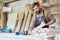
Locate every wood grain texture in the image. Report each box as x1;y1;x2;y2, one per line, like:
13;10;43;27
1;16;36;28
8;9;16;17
0;3;4;29
15;12;24;32
24;9;32;31
20;8;29;32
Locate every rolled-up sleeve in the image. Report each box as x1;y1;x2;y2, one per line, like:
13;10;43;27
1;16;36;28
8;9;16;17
46;12;56;23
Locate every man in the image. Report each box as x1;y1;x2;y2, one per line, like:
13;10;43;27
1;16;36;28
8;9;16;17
30;2;56;31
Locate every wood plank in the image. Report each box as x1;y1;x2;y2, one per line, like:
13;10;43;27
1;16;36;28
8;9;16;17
0;3;4;29
20;8;29;32
29;13;36;27
0;3;3;20
34;0;45;3
7;13;17;32
15;12;24;32
24;10;32;31
1;12;7;28
28;12;36;33
3;0;17;3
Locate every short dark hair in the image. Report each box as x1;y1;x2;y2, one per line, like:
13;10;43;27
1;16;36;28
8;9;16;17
32;2;40;8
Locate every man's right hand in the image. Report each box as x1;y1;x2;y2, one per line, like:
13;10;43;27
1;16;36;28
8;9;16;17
36;21;46;29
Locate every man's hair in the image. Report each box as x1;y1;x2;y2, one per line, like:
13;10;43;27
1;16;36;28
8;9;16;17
32;2;40;8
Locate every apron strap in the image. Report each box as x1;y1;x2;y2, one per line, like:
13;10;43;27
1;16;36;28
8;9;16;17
42;10;45;16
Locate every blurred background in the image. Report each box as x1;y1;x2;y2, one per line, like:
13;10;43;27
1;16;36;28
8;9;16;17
0;0;60;32
0;0;60;40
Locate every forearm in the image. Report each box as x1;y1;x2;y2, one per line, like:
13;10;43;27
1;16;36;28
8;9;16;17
46;20;55;26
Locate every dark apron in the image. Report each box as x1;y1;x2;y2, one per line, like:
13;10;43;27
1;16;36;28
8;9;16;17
34;10;49;28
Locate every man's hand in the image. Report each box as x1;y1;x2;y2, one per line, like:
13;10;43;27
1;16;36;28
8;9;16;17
37;21;46;29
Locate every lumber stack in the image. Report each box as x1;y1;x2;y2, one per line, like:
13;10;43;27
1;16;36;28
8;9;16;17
0;2;4;28
20;8;29;32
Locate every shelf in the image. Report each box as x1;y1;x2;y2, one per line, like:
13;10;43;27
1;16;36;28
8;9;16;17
0;0;19;4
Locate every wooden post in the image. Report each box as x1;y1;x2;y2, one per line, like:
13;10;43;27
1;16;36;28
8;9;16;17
1;3;8;29
24;9;32;31
34;0;45;3
0;2;3;29
20;8;29;32
0;2;5;29
15;12;24;32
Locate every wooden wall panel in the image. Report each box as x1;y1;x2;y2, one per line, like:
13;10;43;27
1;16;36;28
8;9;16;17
7;13;17;32
0;2;9;29
24;10;32;31
57;0;60;12
2;0;16;3
20;8;29;32
15;12;24;32
0;3;4;29
0;3;2;29
0;3;3;20
46;0;60;14
34;0;45;3
54;15;60;28
1;12;7;29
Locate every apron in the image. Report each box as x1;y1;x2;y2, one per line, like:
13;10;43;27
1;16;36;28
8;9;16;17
34;10;49;28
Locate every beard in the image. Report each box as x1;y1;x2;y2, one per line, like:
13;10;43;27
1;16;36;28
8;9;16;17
36;10;41;14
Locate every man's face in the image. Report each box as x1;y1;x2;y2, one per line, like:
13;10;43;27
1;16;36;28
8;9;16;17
33;6;40;12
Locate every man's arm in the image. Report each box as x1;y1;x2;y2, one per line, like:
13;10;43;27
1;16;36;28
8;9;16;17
36;16;56;28
46;13;56;26
46;19;55;26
